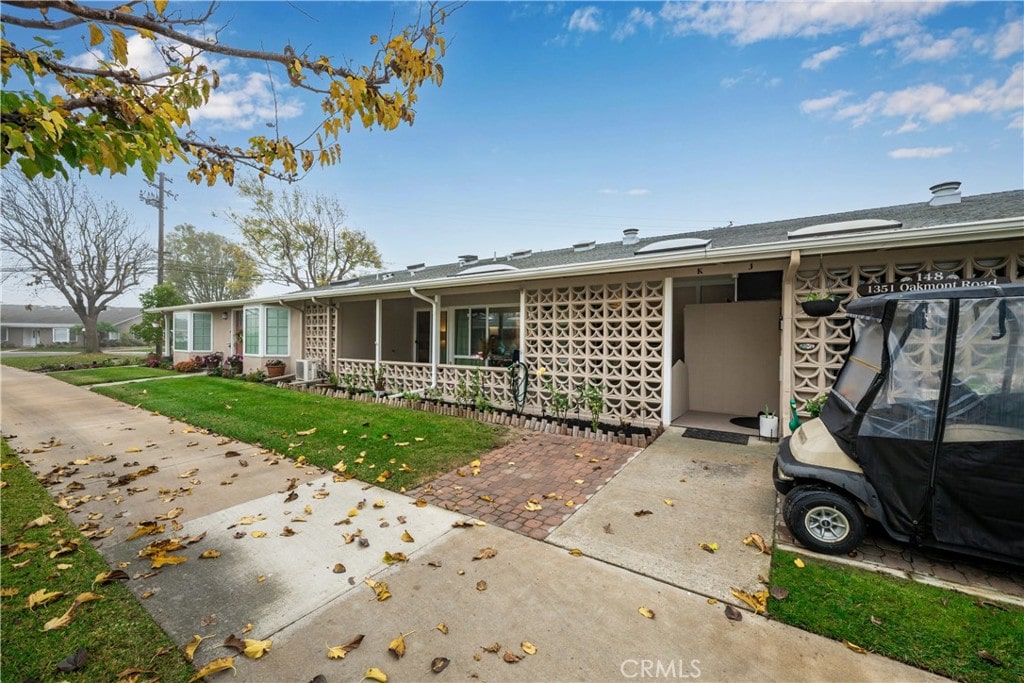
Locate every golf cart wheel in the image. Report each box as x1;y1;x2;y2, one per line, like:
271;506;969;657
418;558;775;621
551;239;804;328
784;487;865;555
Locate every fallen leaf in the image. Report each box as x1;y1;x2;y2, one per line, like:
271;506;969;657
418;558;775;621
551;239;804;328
188;657;236;682
364;666;388;682
603;523;613;534
634;509;653;517
296;428;318;436
476;580;488;591
503;651;521;663
565;500;575;507
663;499;674;507
333;563;346;574
473;547;497;561
326;633;365;659
43;592;103;631
431;656;450;673
56;647;88;672
365;579;391;601
707;598;718;605
743;532;771;554
724;605;743;621
568;548;583;557
482;642;502;653
1;587;19;597
388;633;409;658
26;588;63;610
382;551;408;565
373;499;386;508
479;495;494;503
199;550;221;559
23;514;56;529
150;553;187;569
844;640;868;654
243;638;272;659
524;500;542;511
280;527;297;537
699;542;719;553
521;641;537;655
223;634;246;653
401;530;415;543
435;622;448;635
730;587;768;614
978;650;1003;667
183;634;206;662
251;531;267;538
794;558;805;568
92;569;129;586
638;606;655;619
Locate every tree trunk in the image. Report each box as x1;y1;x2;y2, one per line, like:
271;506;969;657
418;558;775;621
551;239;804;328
81;314;101;353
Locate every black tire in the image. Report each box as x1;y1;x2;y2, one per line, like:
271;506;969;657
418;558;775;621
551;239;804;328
783;486;866;555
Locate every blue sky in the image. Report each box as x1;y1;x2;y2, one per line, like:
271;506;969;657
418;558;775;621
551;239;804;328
4;1;1022;306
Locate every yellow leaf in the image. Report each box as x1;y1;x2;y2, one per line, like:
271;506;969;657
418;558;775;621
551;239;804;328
435;622;448;634
188;656;236;682
638;606;655;619
151;553;188;568
348;508;359;517
469;459;481;468
89;24;104;46
568;548;583;557
251;531;267;538
26;589;63;610
364;667;388;683
794;558;806;568
664;499;675;507
707;598;718;604
199;549;221;559
153;0;169;15
388;634;406;658
521;641;537;655
699;542;719;553
524;500;542;511
373;499;386;508
296;428;317;436
243;638;272;659
730;587;768;614
326;634;364;659
24;514;56;529
1;587;18;597
479;495;493;502
365;579;391;601
183;634;206;662
844;640;869;654
401;530;415;543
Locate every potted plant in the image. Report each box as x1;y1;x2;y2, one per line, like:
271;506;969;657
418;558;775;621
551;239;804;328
804;393;829;418
265;358;286;377
801;292;841;317
758;404;779;440
227;354;244;374
372;366;387;397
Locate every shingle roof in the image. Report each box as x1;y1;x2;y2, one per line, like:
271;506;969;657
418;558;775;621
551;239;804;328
0;305;142;326
315;188;1022;293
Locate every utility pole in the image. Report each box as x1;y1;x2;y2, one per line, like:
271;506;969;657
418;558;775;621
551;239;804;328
140;172;176;284
140;172;177;358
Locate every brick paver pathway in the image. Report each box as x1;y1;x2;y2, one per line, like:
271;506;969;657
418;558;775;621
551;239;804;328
409;432;640;540
774;495;1024;601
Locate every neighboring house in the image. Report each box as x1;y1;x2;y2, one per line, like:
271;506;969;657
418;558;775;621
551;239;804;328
0;305;142;347
157;182;1023;432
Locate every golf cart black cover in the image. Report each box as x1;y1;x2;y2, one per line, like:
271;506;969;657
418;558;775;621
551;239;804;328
819;282;1024;560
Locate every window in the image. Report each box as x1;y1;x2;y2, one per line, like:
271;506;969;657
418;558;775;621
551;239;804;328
191;312;212;352
107;331;120;341
173;313;190;351
451;306;519;365
244;308;260;355
265;307;289;356
52;328;70;343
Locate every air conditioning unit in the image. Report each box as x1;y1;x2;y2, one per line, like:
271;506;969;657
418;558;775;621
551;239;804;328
295;359;319;382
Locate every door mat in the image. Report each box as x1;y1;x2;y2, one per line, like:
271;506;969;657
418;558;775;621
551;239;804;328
681;428;749;445
729;417;760;430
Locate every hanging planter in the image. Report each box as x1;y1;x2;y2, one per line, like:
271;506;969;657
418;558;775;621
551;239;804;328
801;295;841;317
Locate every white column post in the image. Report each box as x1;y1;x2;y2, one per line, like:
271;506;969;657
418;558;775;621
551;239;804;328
374;299;382;369
661;277;674;427
519;288;527;362
431;295;441;386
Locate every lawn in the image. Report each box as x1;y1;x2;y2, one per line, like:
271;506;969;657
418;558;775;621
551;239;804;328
51;366;177;386
0;440;193;682
0;352;142;372
769;549;1023;682
94;376;509;491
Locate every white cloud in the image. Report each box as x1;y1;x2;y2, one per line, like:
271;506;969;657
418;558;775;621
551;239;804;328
599;188;651;196
658;1;947;45
613;8;656;41
992;19;1024;60
820;63;1023;129
802;45;845;70
719;67;781;90
568;6;602;33
888;146;953;159
799;90;850;113
191;72;303;129
894;32;959;62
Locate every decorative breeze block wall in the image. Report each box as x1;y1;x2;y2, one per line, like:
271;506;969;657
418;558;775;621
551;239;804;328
303;302;337;367
524;279;665;425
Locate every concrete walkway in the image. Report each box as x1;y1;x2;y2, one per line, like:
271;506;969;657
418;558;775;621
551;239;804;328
0;366;944;682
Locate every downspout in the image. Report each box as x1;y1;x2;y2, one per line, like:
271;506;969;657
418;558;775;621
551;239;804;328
781;250;801;435
409;287;438;387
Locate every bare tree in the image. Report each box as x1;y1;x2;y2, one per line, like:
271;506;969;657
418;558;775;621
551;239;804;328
1;175;152;352
225;179;382;290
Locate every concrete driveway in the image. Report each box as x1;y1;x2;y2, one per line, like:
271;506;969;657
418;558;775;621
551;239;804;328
1;366;943;682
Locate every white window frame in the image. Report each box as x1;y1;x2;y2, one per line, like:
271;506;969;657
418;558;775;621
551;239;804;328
447;304;519;364
52;327;71;343
242;305;290;357
173;311;214;353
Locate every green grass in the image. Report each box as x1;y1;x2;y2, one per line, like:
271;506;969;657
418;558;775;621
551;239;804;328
769;549;1023;682
0;440;193;683
51;366;177;386
94;376;509;491
0;352;141;372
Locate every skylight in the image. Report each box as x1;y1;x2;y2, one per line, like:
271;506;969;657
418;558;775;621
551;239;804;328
634;238;710;255
453;263;521;277
788;218;902;239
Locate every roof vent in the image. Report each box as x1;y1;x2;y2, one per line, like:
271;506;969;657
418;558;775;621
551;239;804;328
929;181;962;206
458;254;478;266
407;263;425;273
572;240;596;252
634;237;710;255
622;228;640;245
330;277;360;288
510;249;532;259
453;263;521;277
378;272;394;281
788;218;901;239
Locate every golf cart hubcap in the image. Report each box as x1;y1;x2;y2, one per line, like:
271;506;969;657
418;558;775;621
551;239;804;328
804;505;850;543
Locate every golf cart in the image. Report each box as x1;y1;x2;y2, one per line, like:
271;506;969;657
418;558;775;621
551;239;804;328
774;282;1024;565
